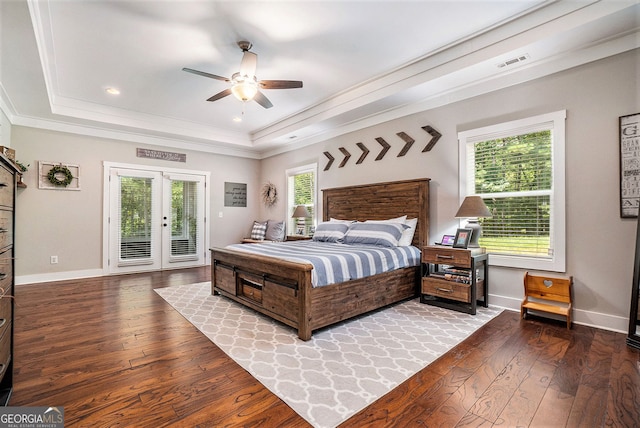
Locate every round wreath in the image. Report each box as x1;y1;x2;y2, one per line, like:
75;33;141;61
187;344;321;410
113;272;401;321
47;165;74;187
261;182;278;207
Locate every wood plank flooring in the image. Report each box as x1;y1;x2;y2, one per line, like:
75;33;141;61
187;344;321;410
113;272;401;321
9;266;640;427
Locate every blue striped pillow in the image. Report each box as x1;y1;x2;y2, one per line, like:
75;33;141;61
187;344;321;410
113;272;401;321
312;222;350;243
343;222;408;247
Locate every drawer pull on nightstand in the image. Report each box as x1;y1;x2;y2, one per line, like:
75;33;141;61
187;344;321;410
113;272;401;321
436;287;453;293
436;254;454;259
0;274;6;280
0;319;5;329
0;183;7;188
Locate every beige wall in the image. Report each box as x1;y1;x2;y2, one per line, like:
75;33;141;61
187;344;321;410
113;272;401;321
11;127;260;281
6;49;639;332
260;49;640;332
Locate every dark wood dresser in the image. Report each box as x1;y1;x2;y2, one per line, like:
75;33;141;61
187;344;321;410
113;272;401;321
0;153;18;405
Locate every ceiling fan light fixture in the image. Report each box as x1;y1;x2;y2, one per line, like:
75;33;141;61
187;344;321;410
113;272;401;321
183;41;301;109
231;75;258;101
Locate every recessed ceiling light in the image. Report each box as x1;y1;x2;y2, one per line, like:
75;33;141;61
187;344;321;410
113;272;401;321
105;87;120;95
233;116;242;123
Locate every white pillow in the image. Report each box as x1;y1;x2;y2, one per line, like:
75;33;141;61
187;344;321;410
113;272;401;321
398;218;418;246
365;215;407;224
329;217;354;224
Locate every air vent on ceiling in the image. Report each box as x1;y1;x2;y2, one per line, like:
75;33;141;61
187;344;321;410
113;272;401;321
497;54;530;68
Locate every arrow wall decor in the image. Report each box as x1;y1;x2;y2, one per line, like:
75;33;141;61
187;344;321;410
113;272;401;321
321;125;442;170
356;142;369;164
396;132;415;157
375;137;391;161
338;147;351;167
323;151;335;171
422;125;442;152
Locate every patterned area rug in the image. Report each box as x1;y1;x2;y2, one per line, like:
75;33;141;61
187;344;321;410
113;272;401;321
155;282;502;428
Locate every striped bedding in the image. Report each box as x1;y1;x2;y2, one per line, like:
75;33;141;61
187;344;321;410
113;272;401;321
225;240;421;287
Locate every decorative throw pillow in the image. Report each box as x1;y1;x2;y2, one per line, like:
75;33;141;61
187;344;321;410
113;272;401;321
343;222;408;247
250;221;268;240
312;221;350;243
265;220;285;241
398;218;418;246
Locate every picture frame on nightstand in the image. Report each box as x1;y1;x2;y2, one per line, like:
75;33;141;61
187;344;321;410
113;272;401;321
453;228;473;249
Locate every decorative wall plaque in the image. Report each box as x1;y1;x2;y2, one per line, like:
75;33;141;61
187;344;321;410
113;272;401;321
136;148;186;162
224;182;247;207
620;112;640;217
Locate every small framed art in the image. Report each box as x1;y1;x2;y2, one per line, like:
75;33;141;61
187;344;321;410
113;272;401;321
440;234;455;246
453;228;473;249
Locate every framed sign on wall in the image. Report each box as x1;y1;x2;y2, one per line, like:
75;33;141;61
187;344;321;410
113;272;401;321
620;113;640;218
224;182;247;207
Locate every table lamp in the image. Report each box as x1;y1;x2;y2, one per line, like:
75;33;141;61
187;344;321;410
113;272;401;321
292;205;311;235
455;196;492;248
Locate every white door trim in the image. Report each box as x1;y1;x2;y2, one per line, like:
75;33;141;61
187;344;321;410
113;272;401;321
102;161;211;275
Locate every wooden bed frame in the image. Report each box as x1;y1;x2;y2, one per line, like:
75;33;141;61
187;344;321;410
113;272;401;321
210;178;430;340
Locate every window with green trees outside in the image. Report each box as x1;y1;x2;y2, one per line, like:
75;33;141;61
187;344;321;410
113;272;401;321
459;111;566;272
286;164;317;236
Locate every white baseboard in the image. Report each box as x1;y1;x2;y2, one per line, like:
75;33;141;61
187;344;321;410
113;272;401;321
12;275;631;334
16;268;105;285
489;294;629;334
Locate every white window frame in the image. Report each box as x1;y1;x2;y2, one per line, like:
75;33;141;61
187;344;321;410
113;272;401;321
458;110;566;272
285;163;318;235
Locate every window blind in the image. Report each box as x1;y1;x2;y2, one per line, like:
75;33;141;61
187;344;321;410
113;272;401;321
170;179;199;258
468;129;553;259
118;176;156;262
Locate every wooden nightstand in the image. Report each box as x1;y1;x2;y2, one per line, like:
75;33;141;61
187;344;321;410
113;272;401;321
420;245;488;314
286;235;312;241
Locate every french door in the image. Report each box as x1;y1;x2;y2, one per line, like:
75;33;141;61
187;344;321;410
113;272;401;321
106;164;208;274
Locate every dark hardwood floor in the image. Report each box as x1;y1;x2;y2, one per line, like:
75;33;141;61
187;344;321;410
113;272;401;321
10;266;640;427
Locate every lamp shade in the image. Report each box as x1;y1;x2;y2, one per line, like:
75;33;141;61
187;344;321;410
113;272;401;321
292;205;311;218
455;196;492;218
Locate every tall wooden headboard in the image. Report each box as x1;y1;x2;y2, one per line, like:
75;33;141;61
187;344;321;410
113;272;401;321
322;178;430;248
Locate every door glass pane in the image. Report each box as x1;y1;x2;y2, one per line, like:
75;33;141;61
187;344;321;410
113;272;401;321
119;176;153;260
171;180;198;256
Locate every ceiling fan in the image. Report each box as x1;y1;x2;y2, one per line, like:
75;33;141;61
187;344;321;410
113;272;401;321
183;41;303;109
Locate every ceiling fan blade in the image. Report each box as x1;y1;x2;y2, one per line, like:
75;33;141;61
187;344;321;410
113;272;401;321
253;91;273;109
239;51;257;77
182;67;229;82
206;88;232;102
259;80;303;89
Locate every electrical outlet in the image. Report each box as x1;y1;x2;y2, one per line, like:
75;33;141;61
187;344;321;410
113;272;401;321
50;255;58;264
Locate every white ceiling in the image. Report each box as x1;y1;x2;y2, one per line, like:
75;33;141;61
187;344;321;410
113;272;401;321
1;0;639;158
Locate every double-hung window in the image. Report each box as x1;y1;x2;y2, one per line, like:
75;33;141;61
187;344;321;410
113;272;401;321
286;163;317;236
458;110;566;272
